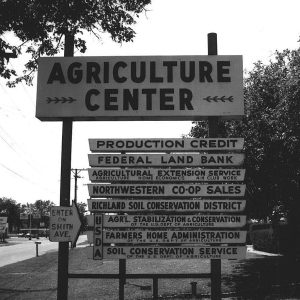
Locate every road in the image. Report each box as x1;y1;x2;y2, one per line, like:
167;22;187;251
0;235;87;267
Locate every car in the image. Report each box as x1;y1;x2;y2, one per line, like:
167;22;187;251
17;232;26;237
25;233;39;239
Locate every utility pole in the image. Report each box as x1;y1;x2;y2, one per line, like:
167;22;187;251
26;203;32;240
71;169;81;204
71;168;87;204
71;168;86;248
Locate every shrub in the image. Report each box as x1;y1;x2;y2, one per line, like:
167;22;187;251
250;225;276;253
249;223;290;254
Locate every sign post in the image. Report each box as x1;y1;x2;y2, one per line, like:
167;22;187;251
57;32;74;300
208;32;222;300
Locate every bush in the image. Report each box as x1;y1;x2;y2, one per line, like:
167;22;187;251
249;223;290;254
250;225;276;253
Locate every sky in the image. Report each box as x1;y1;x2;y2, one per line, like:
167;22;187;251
1;0;300;206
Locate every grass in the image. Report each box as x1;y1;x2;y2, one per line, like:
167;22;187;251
0;240;300;299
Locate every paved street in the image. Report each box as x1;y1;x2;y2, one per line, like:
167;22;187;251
0;237;57;267
0;235;87;267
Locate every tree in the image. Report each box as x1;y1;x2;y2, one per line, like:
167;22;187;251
0;0;151;85
190;47;300;253
32;199;54;216
0;197;22;232
76;201;88;230
31;200;55;228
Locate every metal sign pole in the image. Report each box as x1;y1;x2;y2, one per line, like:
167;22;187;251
57;32;74;300
208;32;222;300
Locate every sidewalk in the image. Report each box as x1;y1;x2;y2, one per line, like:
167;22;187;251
0;241;299;299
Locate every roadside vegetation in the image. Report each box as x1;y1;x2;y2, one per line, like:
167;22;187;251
189;47;300;255
0;197;87;234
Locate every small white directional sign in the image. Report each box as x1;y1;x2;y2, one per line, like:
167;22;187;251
99;230;247;244
89;138;244;152
88;183;246;198
50;201;82;244
88;168;246;182
102;245;246;260
88;153;245;167
101;214;246;228
88;199;246;213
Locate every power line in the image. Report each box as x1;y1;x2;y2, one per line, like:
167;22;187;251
0;161;32;182
0;122;45;174
0;161;58;195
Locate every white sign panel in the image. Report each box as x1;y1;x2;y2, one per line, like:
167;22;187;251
0;224;7;233
88;184;246;198
102;214;247;228
32;213;41;219
20;213;28;220
88;168;246;182
0;217;8;233
89;138;244;152
0;217;7;223
88;199;246;213
36;56;244;121
88;153;245;167
50;202;82;243
101;230;246;244
101;245;246;259
93;214;103;260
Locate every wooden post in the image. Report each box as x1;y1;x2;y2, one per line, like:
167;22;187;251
57;32;74;300
208;32;222;300
153;277;159;299
119;259;126;300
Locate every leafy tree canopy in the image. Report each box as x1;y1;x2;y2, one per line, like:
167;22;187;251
0;0;151;85
76;201;88;228
189;47;300;221
31;199;55;215
0;197;22;230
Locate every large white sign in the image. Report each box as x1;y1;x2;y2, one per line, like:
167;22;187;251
101;214;247;228
89;138;244;152
88;168;245;182
96;245;246;260
88;183;246;198
88;153;245;167
88;199;246;213
36;56;244;121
